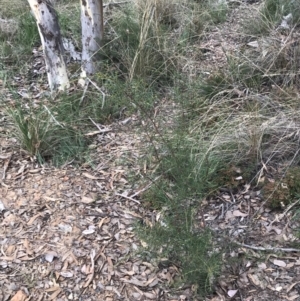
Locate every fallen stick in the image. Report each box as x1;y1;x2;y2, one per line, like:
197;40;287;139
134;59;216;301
234;241;300;253
115;193;141;204
2;154;12;180
89;117;111;133
130;176;161;198
278;198;300;221
87;78;106;108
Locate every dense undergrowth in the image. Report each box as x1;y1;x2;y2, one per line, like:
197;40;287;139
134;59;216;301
1;0;300;297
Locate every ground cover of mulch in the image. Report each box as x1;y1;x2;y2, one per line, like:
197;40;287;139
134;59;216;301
198;186;300;301
0;115;188;301
2;114;300;301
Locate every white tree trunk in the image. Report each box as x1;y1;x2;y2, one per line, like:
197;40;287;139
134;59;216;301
80;0;103;75
27;0;69;92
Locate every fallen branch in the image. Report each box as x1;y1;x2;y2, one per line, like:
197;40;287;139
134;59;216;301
79;79;89;106
87;78;106;108
130;175;161;198
89;117;111;133
115;193;141;204
234;241;300;253
1;154;11;180
278;198;300;221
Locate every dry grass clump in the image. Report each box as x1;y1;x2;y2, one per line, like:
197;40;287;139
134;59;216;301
243;32;300;87
0;18;18;35
101;0;173;82
101;0;227;83
243;0;300;36
0;0;27;18
0;0;26;36
133;0;216;35
184;9;300;181
262;166;300;209
262;180;290;209
181;87;300;189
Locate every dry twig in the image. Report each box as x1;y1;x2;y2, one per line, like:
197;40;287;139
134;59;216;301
115;192;141;204
234;241;300;253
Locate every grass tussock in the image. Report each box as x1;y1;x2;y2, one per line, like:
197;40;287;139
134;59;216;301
0;11;39;73
6;76;155;165
100;0;228;84
0;0;27;18
244;0;300;36
7;103;87;166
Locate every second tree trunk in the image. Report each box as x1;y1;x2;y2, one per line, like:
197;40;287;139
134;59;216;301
80;0;103;75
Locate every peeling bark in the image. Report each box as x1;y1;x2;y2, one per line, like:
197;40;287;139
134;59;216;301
27;0;69;92
80;0;103;75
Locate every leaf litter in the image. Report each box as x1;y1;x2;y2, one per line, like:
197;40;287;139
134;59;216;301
0;118;181;300
2;105;299;301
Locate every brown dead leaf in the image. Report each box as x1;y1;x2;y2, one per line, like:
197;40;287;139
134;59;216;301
147;277;159;287
0;247;17;261
81;264;90;275
43;196;58;201
83;274;94;288
107;256;114;282
0;255;15;261
273;259;287;267
285;290;300;301
23;238;33;255
120;269;135;276
232;210;248;217
2;153;12;180
60;271;74;277
121;277;146;286
48;288;62;300
18;254;36;260
6;245;15;256
28;169;40;173
98;217;110;228
2;213;16;225
82;172;99;180
107;256;114;268
27;213;42;225
122;209;142;219
11;290;27;301
81;196;95;204
287;262;295;268
45;286;61;292
287;281;300;293
247;273;266;288
143;292;157;299
16;164;25;176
